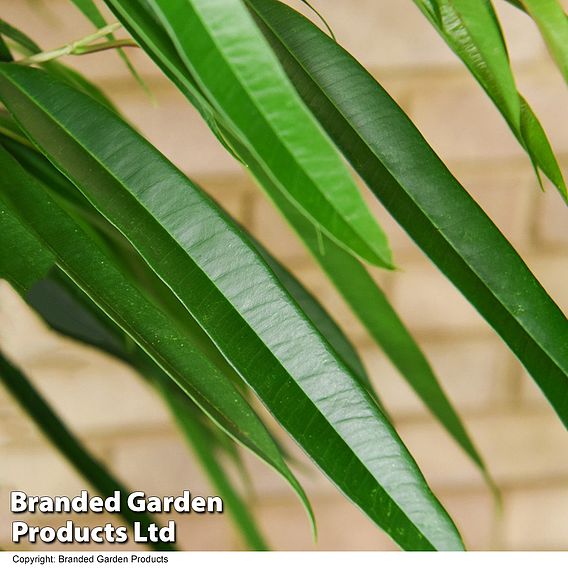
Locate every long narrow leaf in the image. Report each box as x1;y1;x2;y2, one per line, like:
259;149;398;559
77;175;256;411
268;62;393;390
0;143;309;526
25;272;269;551
108;0;484;482
0;348;175;551
0;111;378;410
412;0;567;200
247;0;568;426
144;0;393;268
0;64;463;550
217;123;488;481
520;0;568;83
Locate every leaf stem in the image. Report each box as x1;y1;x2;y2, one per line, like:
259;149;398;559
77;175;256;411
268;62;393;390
16;22;137;65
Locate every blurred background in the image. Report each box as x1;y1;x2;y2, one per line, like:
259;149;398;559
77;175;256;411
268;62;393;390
1;0;567;551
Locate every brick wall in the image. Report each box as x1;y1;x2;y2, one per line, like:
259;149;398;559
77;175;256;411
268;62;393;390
1;0;567;551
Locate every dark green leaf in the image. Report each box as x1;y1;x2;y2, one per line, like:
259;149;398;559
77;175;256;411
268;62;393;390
412;0;567;200
248;0;568;428
26;271;268;550
0;203;53;293
0;348;175;551
0;64;463;550
145;0;393;268
0;143;308;525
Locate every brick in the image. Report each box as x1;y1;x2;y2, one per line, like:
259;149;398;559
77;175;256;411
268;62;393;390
526;254;568;313
0;285;172;436
397;410;568;490
535;181;568;249
249;191;312;264
254;494;395;550
109;434;212;497
290;0;542;72
503;485;568;550
109;87;240;178
0;446;87;496
409;75;526;164
439;489;496;550
362;336;515;418
390;259;487;336
172;512;234;551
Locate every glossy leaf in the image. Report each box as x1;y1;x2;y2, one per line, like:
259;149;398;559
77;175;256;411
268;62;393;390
25;272;268;551
7;110;383;467
0;204;53;293
247;0;568;426
0;64;463;550
0;348;175;551
145;0;393;268
0;19;117;110
219;123;487;476
261;174;488;477
412;0;567;200
0;143;308;524
0;111;375;409
250;231;376;400
110;0;482;479
520;0;568;83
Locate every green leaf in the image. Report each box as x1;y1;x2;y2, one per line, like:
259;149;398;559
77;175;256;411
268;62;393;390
0;203;54;293
263;179;489;477
0;348;175;551
0;142;309;526
218;122;492;489
246;0;568;427
249;231;377;401
25;272;268;550
0;19;117;110
104;0;249;166
145;0;393;268
0;64;463;550
412;0;567;200
68;0;150;94
0;18;40;53
520;0;568;83
0;34;13;62
2;112;377;420
162;385;270;550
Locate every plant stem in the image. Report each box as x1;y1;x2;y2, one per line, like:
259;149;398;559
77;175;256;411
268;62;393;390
16;22;136;66
73;39;139;55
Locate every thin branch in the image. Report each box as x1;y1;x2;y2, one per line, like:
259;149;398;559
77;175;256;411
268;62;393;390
16;22;134;66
